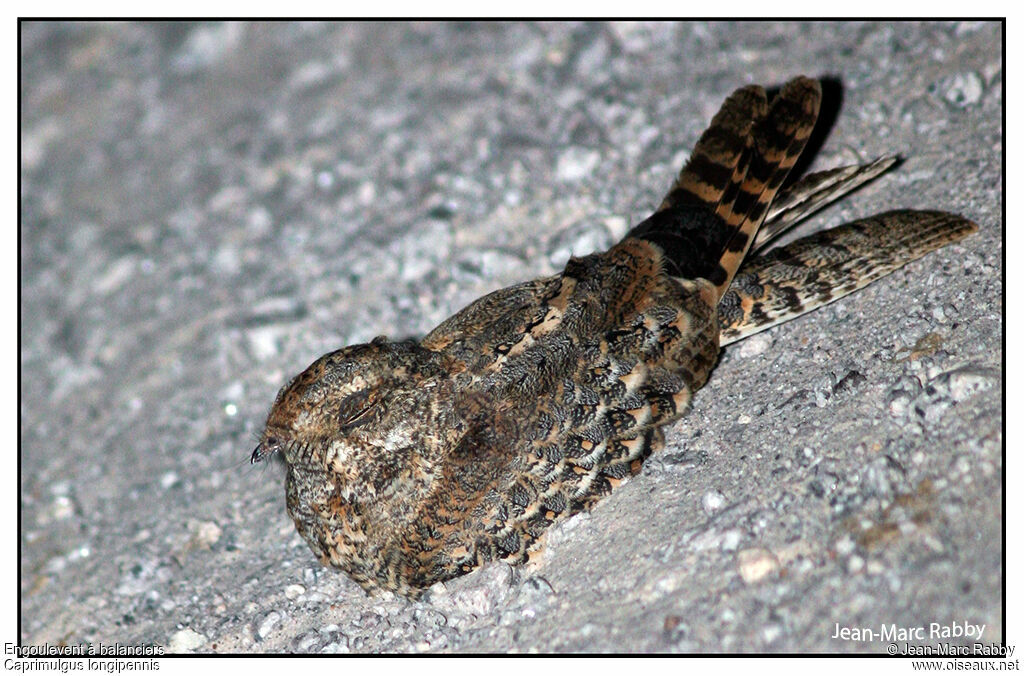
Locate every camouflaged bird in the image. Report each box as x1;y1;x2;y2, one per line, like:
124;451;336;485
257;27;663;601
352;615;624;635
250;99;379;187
253;76;976;597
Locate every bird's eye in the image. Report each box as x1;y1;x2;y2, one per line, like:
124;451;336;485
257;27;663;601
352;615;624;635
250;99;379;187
338;390;378;431
250;436;281;464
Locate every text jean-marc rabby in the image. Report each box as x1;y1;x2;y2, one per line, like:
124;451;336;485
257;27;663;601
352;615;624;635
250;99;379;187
832;621;986;642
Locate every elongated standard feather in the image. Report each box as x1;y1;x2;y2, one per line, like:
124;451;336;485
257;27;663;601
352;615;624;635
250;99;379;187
718;210;978;345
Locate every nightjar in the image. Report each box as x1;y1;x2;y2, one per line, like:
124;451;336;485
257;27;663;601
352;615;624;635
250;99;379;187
253;76;976;597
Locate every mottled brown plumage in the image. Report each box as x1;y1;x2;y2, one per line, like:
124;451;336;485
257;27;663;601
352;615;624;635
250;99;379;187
253;76;976;597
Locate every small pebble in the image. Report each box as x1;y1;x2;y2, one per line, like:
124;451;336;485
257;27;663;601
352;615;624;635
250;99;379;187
189;520;222;548
556;147;600;182
943;71;984;107
737;547;779;584
737;333;771;357
51;495;73;520
762;623;783;644
168;628;206;653
321;639;350;654
720;529;743;552
834;537;856;556
701;489;726;515
848;555;865;574
257;610;283;640
947;366;999;402
950;454;972;478
412;607;448;628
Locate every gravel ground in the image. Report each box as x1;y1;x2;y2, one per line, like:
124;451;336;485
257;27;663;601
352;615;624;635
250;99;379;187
20;21;1002;654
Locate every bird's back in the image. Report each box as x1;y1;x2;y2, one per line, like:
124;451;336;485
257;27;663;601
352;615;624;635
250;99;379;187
412;238;720;585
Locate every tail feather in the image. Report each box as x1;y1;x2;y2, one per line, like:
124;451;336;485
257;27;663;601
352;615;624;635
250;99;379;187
712;76;821;298
626;76;821;301
657;84;766;215
753;155;899;254
718;210;978;345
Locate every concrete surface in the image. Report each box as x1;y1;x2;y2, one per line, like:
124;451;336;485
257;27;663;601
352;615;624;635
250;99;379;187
20;21;1002;653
